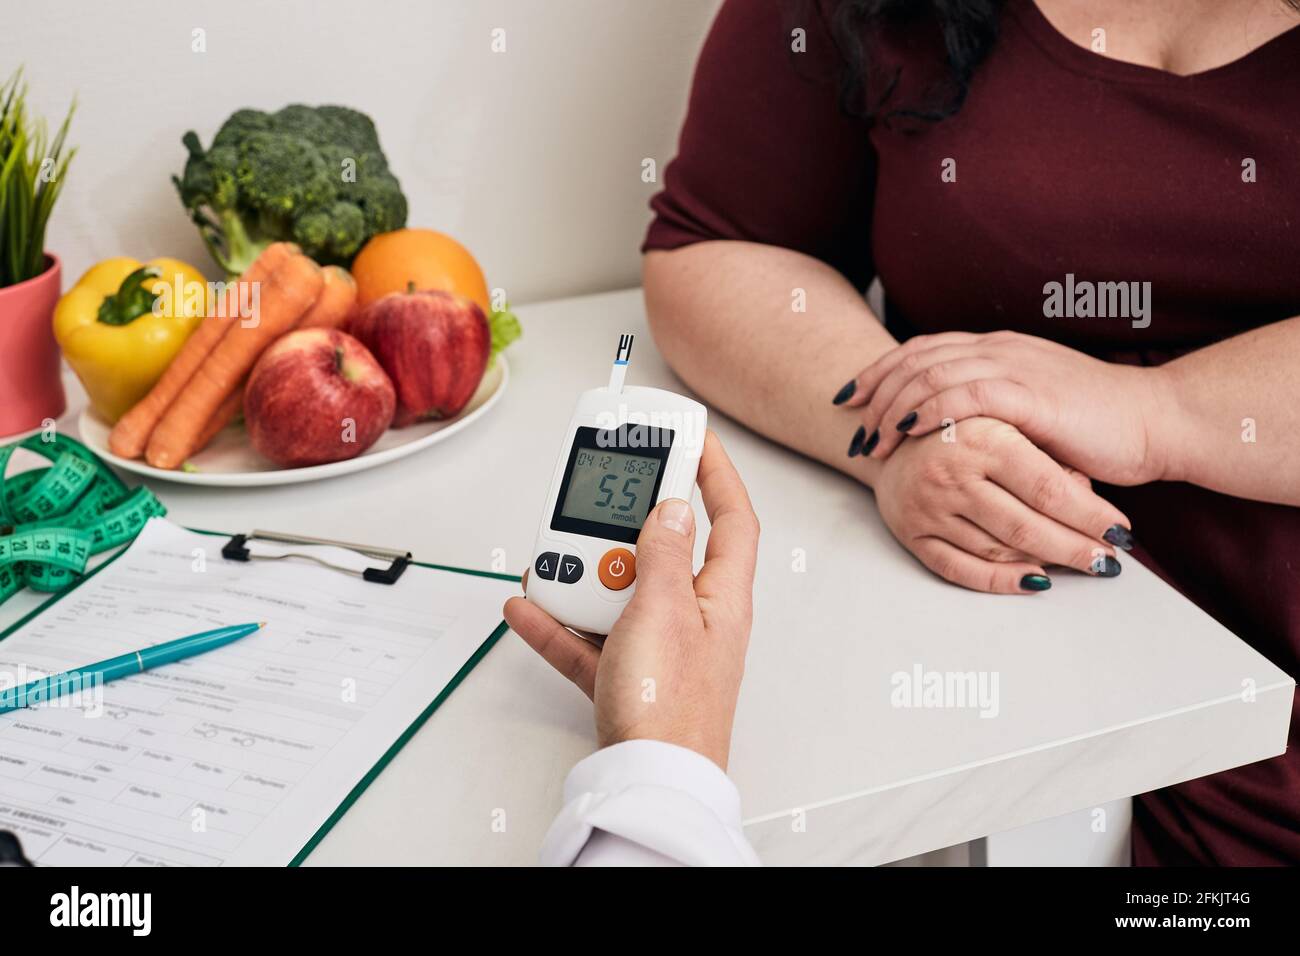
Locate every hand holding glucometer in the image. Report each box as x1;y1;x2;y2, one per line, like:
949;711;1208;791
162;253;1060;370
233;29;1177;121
527;333;708;635
507;429;759;771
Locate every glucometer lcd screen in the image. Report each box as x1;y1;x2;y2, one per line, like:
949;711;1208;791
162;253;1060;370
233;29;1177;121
551;426;673;544
561;449;661;527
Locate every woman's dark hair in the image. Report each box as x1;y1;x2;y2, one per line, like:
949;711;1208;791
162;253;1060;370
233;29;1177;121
817;0;1300;126
819;0;1005;125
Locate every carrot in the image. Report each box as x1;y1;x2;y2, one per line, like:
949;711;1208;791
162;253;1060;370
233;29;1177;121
192;385;244;453
108;242;298;458
145;254;324;469
296;265;356;330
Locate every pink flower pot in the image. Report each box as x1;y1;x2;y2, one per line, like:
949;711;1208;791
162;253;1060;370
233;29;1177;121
0;254;66;438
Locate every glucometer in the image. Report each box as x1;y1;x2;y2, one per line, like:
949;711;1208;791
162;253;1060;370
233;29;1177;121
529;333;707;634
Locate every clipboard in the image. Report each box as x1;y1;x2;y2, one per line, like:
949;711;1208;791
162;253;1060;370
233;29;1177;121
0;524;521;867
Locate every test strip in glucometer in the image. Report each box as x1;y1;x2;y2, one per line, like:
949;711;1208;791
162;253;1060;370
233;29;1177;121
609;332;634;393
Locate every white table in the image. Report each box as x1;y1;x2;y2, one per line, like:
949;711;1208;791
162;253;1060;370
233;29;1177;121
4;289;1293;866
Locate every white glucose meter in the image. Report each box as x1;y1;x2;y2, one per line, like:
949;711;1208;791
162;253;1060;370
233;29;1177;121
529;333;707;634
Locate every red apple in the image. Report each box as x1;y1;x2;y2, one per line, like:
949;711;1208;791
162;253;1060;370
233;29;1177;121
244;328;396;468
347;289;489;426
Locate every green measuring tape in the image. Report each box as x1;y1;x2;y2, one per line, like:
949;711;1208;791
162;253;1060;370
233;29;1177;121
0;433;166;606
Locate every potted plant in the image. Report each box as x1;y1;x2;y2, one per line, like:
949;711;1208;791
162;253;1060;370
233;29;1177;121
0;68;75;437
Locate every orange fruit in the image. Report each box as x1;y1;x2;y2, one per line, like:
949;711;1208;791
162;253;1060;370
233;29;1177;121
351;228;491;313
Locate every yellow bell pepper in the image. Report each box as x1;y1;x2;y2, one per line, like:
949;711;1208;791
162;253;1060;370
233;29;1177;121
53;257;210;423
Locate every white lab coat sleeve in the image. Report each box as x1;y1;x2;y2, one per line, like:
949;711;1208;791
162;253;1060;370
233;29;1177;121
539;739;760;866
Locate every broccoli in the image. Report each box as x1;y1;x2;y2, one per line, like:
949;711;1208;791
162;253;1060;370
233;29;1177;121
173;104;408;276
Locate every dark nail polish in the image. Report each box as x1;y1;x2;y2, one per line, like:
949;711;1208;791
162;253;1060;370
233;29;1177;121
1091;555;1122;577
847;425;867;457
896;410;918;433
832;380;856;405
862;428;880;455
1102;525;1134;551
1019;574;1052;592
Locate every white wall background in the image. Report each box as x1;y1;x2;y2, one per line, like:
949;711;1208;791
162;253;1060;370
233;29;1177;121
3;0;721;302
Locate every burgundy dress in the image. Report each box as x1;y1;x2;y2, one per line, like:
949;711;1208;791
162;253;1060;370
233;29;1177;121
644;0;1300;864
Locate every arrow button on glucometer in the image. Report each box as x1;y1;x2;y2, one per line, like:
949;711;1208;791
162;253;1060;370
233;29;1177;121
558;555;584;584
534;552;559;581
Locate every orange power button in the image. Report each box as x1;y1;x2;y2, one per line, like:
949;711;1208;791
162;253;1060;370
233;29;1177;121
598;548;636;590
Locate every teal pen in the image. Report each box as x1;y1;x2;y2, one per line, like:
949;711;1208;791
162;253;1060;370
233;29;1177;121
0;621;265;715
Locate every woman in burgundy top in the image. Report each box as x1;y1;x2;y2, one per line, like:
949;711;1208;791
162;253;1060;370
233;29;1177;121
643;0;1300;865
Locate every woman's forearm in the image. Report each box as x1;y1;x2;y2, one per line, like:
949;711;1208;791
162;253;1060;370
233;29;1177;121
643;242;896;487
1155;314;1300;505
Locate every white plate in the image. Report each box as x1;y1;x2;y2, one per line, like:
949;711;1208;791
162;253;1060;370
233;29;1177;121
78;356;509;487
